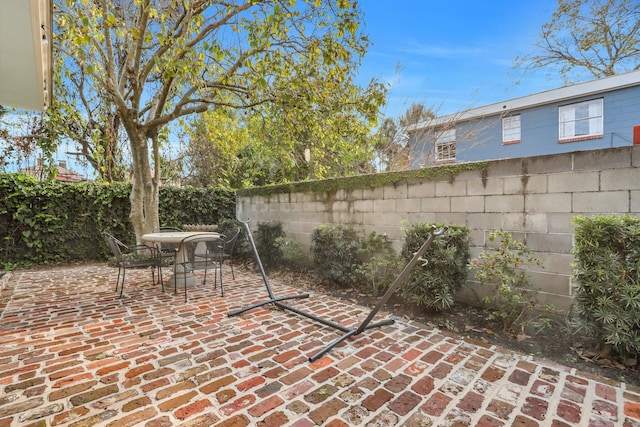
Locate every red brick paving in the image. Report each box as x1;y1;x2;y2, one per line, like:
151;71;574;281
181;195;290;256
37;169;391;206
1;264;640;426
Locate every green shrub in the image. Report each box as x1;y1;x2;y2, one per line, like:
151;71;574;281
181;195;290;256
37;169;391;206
399;222;470;310
354;232;402;296
311;224;401;290
0;175;133;263
572;215;640;361
274;236;313;272
470;230;544;333
252;221;312;271
255;221;286;268
311;224;361;286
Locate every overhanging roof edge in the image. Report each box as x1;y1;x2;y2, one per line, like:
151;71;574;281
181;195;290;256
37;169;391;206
407;69;640;132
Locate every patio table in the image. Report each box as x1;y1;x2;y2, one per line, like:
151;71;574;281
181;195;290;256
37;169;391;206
142;231;220;288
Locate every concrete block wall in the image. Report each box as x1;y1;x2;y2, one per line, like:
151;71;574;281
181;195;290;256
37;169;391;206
237;146;640;313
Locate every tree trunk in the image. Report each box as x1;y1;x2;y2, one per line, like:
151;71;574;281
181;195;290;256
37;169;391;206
128;127;160;245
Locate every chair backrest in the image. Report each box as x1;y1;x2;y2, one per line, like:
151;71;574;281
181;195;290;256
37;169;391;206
179;233;225;263
103;232;125;261
152;227;183;252
222;228;241;254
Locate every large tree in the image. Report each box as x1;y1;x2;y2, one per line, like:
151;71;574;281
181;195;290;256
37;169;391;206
181;48;384;189
181;108;249;188
519;0;640;81
57;0;385;242
183;97;383;189
0;106;9;169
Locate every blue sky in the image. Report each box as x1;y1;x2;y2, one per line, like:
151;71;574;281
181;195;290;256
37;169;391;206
8;1;570;177
356;1;566;119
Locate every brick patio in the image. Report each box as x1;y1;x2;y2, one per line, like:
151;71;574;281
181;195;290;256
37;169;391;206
1;263;640;426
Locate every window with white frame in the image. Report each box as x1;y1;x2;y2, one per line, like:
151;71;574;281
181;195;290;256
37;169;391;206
559;98;603;142
502;115;521;144
435;128;456;161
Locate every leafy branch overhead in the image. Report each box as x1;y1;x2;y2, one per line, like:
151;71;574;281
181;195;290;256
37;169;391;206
58;0;382;130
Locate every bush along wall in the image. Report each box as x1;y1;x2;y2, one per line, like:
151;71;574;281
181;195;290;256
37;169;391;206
311;224;363;287
309;222;470;309
400;222;471;311
0;173;236;266
255;221;287;269
310;224;398;289
572;214;640;363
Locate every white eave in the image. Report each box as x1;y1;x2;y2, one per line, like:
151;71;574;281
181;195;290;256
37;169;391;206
408;69;640;132
0;0;52;111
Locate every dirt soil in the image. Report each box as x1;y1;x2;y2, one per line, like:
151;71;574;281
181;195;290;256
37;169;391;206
268;269;640;388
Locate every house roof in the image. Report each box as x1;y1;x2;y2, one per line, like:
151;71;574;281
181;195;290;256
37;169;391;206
0;0;52;111
407;69;640;132
20;162;85;183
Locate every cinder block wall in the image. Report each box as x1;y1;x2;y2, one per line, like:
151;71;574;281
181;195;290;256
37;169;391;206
237;146;640;312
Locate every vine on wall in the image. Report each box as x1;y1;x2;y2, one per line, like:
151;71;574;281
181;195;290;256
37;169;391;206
237;161;489;198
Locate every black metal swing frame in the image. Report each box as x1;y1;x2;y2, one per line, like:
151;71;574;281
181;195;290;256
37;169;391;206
228;219;446;362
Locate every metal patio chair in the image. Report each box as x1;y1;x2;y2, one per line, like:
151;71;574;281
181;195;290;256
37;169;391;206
175;233;225;302
103;232;163;298
212;227;241;280
151;226;183;265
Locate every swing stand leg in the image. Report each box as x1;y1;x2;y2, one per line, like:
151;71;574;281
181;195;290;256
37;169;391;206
227;220;310;317
228;294;310;317
308;225;446;362
308;319;395;362
228;219;446;362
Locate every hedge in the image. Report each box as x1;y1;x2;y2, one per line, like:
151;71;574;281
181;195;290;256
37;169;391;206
572;214;640;360
0;173;235;266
